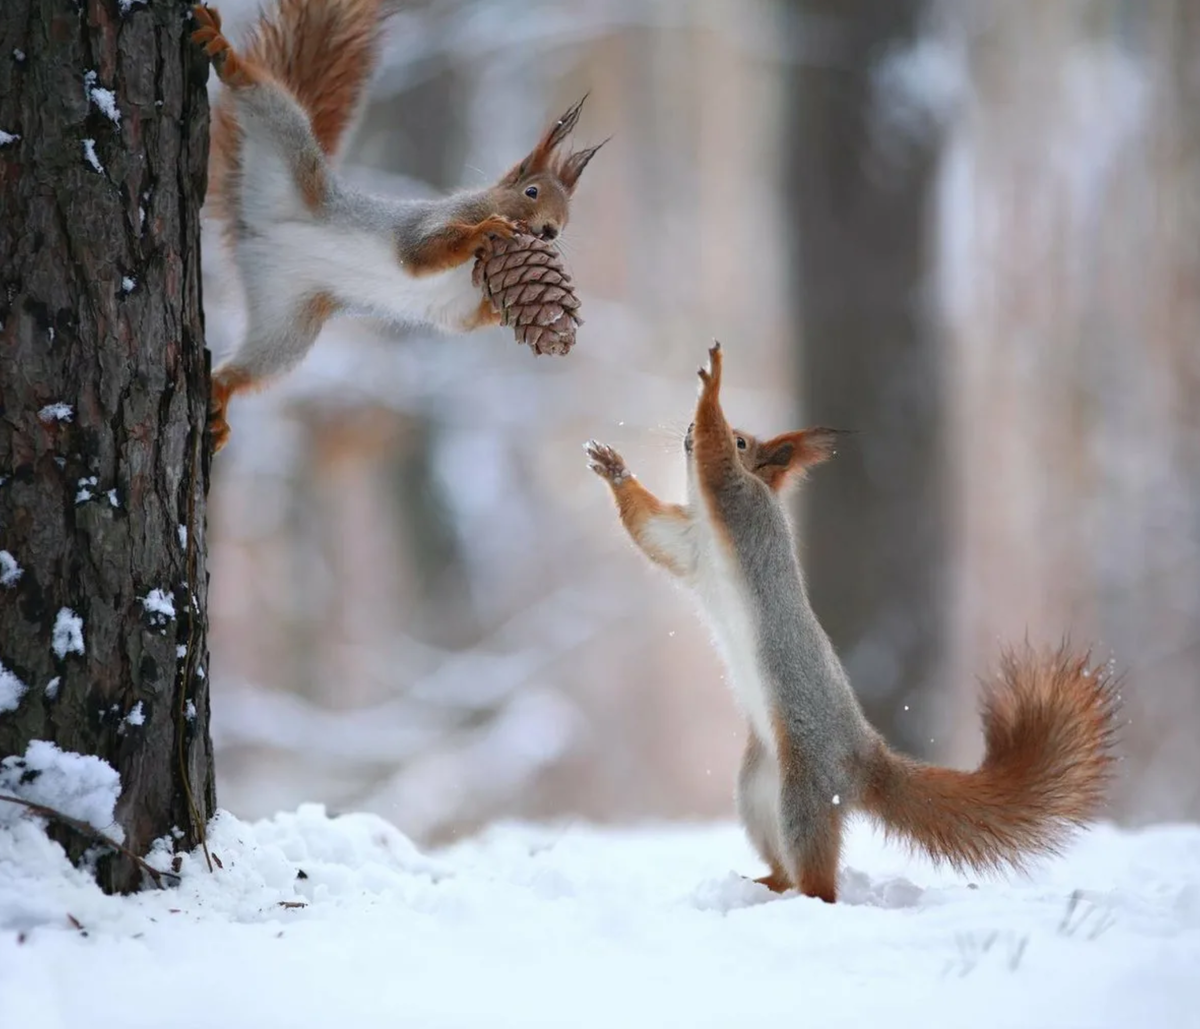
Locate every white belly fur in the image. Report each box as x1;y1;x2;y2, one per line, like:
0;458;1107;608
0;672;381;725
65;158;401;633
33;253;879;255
245;220;480;331
692;534;775;751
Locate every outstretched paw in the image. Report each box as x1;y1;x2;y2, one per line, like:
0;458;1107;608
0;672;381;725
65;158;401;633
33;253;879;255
585;440;631;485
697;340;723;393
476;215;524;242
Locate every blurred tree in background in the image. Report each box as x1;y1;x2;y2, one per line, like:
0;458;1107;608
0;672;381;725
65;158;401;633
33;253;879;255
785;0;948;755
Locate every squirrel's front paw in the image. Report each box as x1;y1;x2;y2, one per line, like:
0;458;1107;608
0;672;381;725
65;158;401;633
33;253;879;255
585;440;631;485
697;340;723;392
475;215;522;242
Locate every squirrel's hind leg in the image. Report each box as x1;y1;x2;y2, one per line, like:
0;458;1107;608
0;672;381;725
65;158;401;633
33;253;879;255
737;730;793;892
209;292;339;453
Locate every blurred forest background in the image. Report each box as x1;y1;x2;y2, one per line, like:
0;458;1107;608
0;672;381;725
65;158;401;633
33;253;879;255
201;0;1200;844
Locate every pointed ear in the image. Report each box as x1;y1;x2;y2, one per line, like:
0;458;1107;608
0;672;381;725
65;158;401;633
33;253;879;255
500;95;589;185
756;427;848;491
558;138;609;193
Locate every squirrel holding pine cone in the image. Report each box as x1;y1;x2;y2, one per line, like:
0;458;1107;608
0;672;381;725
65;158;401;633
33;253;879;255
193;0;1123;906
191;0;599;451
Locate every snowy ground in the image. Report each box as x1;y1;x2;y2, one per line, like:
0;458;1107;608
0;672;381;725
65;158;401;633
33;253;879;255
1;805;1198;1029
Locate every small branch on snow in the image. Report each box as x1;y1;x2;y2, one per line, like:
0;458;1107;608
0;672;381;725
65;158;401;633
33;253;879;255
0;793;180;889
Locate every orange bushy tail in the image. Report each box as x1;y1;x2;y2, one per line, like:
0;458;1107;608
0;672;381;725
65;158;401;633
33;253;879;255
202;0;387;225
860;645;1121;874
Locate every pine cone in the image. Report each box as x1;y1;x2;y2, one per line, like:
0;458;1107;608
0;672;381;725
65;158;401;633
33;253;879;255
473;233;582;356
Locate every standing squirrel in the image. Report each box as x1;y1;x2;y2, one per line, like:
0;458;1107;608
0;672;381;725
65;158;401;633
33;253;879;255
585;343;1120;903
191;0;603;451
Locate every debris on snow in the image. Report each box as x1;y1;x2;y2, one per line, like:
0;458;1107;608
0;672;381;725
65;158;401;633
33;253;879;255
51;608;85;659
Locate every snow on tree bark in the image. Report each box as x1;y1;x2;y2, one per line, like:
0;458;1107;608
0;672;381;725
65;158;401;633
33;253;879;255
0;0;215;892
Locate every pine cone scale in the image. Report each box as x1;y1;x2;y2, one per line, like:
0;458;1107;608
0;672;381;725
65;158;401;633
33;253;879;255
474;233;582;356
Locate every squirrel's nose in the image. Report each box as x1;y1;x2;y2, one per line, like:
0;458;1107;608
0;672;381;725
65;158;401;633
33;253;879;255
539;225;559;242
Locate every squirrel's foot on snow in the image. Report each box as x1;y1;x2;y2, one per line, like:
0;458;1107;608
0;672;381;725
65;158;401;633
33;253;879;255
751;871;792;894
584;440;631;485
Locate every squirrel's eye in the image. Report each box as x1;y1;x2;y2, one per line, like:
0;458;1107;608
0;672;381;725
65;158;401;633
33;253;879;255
525;185;539;199
736;437;747;450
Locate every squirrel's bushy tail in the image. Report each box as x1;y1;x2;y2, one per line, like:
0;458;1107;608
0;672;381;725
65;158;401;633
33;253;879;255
860;645;1121;874
236;0;385;157
207;0;387;225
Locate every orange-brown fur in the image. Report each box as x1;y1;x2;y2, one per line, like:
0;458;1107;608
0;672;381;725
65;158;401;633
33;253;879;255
860;644;1121;874
404;215;521;278
588;343;1121;904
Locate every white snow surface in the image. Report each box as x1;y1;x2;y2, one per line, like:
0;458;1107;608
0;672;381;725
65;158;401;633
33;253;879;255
0;741;123;843
0;660;28;713
0;550;21;587
140;588;176;621
0;806;1197;1029
50;608;84;658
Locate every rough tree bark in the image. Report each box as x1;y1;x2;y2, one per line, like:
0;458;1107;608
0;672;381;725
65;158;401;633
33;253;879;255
0;0;215;893
784;0;947;751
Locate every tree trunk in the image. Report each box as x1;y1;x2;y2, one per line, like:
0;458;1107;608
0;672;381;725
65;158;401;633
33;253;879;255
783;0;947;751
0;0;215;893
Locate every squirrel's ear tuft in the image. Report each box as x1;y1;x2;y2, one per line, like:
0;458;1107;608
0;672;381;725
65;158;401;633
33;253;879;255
504;95;590;182
558;138;609;193
757;428;847;490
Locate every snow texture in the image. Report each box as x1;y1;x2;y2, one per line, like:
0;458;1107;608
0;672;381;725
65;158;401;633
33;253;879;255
81;139;104;174
0;130;18;145
0;550;22;588
36;403;73;424
141;588;176;625
75;475;97;504
43;678;60;701
0;807;1197;1028
84;72;120;125
0;741;123;844
51;608;84;659
0;661;28;714
120;702;145;729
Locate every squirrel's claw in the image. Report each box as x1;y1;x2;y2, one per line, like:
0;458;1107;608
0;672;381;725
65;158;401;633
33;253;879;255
697;340;723;390
584;440;630;484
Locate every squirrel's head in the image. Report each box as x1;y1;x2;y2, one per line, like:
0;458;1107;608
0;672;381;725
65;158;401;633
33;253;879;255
496;96;607;242
684;423;845;492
